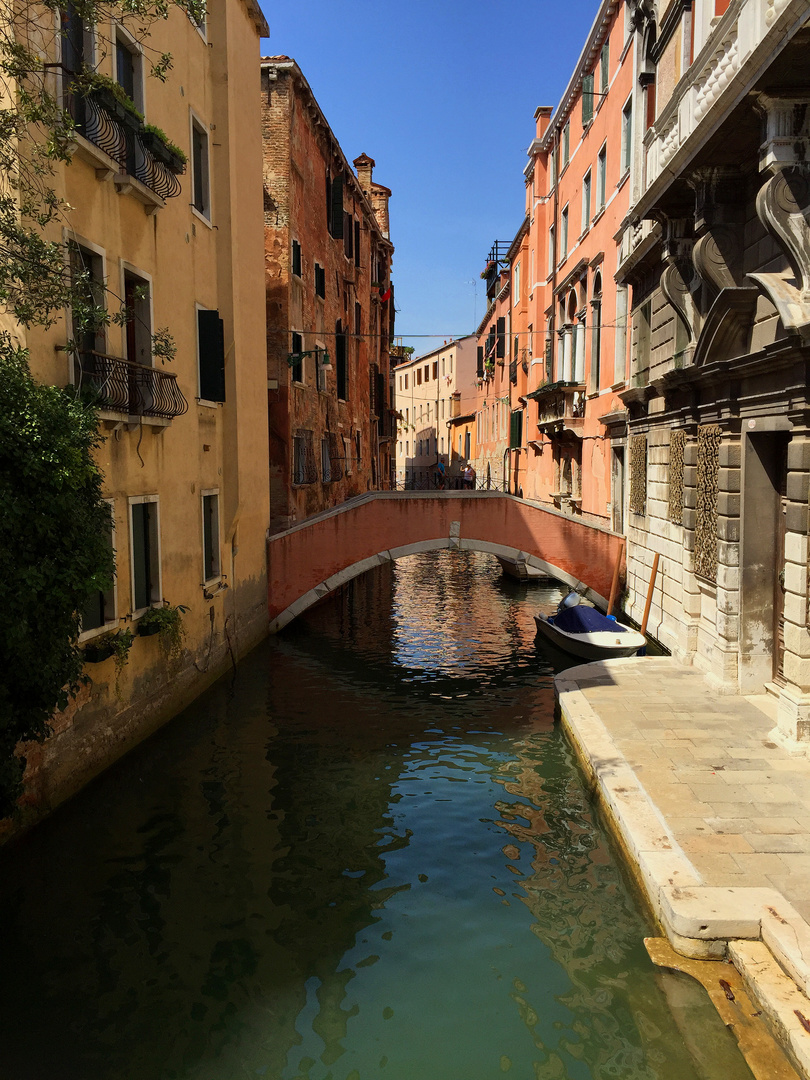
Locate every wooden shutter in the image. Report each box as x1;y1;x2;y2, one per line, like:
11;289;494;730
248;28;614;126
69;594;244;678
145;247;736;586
601;41;609;93
198;308;225;402
354;220;361;267
330;174;344;239
496;316;505;358
477;346;484;377
582;73;594;126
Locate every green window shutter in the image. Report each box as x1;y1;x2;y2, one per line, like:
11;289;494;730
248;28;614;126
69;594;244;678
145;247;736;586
330;174;344;239
510;410;523;449
601;41;609;94
198;308;225;402
582;73;594;126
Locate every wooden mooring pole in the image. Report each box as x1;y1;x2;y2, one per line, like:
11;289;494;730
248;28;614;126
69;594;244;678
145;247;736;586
607;539;625;617
640;553;660;636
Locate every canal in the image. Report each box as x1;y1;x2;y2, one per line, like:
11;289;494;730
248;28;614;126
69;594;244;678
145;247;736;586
0;551;753;1080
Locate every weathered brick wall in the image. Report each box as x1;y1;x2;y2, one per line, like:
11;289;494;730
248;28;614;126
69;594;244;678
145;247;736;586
262;64;393;531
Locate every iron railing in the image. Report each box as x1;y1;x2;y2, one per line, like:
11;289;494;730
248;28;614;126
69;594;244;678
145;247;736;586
57;68;183;201
75;350;188;419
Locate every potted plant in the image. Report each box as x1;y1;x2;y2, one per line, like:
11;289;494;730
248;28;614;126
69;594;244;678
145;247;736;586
138;602;188;661
83;628;134;697
140;124;187;174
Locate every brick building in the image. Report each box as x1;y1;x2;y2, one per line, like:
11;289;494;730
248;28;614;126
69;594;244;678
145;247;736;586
261;57;395;531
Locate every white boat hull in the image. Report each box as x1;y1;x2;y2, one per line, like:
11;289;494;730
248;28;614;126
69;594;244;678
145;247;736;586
534;614;646;660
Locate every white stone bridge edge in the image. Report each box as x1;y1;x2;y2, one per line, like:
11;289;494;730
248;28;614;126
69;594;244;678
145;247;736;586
268;536;609;634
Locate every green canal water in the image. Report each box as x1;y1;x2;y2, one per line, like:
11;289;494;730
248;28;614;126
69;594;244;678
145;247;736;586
0;552;753;1080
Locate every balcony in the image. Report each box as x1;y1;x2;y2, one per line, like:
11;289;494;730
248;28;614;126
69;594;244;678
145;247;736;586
528;381;586;437
641;0;794;204
75;350;189;422
59;71;184;205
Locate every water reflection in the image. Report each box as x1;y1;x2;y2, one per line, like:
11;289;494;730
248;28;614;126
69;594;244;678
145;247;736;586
0;552;750;1080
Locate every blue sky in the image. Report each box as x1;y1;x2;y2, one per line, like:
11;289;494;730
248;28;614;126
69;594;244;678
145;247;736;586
257;0;601;354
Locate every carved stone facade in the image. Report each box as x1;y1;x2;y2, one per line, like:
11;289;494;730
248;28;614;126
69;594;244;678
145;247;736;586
694;425;721;581
668;430;685;523
614;0;810;737
629;434;647;516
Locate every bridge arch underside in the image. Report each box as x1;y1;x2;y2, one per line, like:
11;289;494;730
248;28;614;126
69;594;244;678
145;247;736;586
267;493;623;633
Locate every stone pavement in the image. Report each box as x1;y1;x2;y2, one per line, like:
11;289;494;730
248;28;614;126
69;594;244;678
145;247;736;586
555;656;810;1077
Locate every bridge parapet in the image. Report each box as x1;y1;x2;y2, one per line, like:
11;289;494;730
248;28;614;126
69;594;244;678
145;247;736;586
267;491;624;631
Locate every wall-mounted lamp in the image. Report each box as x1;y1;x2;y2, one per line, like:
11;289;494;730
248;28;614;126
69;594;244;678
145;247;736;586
287;349;332;370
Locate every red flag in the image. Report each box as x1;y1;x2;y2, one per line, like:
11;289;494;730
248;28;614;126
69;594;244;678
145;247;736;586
380;286;392;303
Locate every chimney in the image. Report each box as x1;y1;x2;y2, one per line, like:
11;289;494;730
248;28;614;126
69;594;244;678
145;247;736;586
353;153;375;196
534;106;553;140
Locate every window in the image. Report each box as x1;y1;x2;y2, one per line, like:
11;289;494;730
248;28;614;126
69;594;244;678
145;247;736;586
560;206;569;260
290;331;303;384
129;496;160;613
441;358;445;376
513;261;520;306
191;117;210;218
315;342;327;392
292;239;302;277
293;430;315;484
80;501;115;635
590;274;602;392
404;373;408;390
335;321;348;399
635;300;652;386
615;284;628;383
201;491;220;581
115;29;142;111
355;302;362;337
417;368;422;385
424;365;429;382
354;220;361;268
198;308;225;402
600;40;610;95
621;99;633;173
399;375;403;390
449;355;453;373
432;361;438;380
321;438;332;482
327;173;344;239
548;224;556;273
343;212;353;260
355;431;361;466
343;435;352;475
582;170;591;233
314;262;326;299
596;145;607;210
562;122;570;168
582;73;594;126
123;268;151;366
69;242;105;357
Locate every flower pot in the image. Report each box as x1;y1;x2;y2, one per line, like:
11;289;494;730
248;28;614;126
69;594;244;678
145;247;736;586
138;621;161;637
83;640;115;663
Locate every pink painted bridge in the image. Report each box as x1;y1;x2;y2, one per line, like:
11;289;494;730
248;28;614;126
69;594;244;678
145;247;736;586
267;492;624;631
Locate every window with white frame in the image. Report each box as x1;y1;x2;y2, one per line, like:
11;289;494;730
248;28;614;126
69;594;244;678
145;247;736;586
201;491;220;582
321;437;332;482
621;98;633;173
548;224;556;274
115;26;143;112
513;261;520;307
80;500;115;635
596;144;607;209
560;205;569;260
582;170;591;233
191;115;210;218
130;496;160;613
562;122;570;168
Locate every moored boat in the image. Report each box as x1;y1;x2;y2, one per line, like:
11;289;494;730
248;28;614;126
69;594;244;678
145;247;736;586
534;596;646;660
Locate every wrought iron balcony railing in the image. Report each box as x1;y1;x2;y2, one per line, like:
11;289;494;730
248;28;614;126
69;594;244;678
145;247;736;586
75;350;188;420
57;68;184;201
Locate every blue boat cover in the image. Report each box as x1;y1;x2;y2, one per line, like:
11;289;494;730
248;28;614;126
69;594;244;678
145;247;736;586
552;606;628;634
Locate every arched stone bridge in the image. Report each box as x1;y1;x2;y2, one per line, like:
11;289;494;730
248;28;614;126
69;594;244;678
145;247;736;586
267;492;625;631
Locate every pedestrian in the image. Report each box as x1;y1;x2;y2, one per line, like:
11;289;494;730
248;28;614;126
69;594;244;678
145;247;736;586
435;458;446;489
463;463;474;489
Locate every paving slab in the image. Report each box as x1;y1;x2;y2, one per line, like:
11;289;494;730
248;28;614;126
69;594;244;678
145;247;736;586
555;656;810;1076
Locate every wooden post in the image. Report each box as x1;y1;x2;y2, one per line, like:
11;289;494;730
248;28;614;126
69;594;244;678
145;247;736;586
640;553;660;636
607;538;625;616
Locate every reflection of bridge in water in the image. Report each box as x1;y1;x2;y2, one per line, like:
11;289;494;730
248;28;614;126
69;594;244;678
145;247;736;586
267;491;625;631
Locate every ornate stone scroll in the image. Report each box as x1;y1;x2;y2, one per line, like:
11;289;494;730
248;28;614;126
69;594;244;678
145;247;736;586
695;424;721;580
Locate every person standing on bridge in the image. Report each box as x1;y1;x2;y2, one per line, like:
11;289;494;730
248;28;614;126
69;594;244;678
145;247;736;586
463;463;474;489
435;457;446;489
